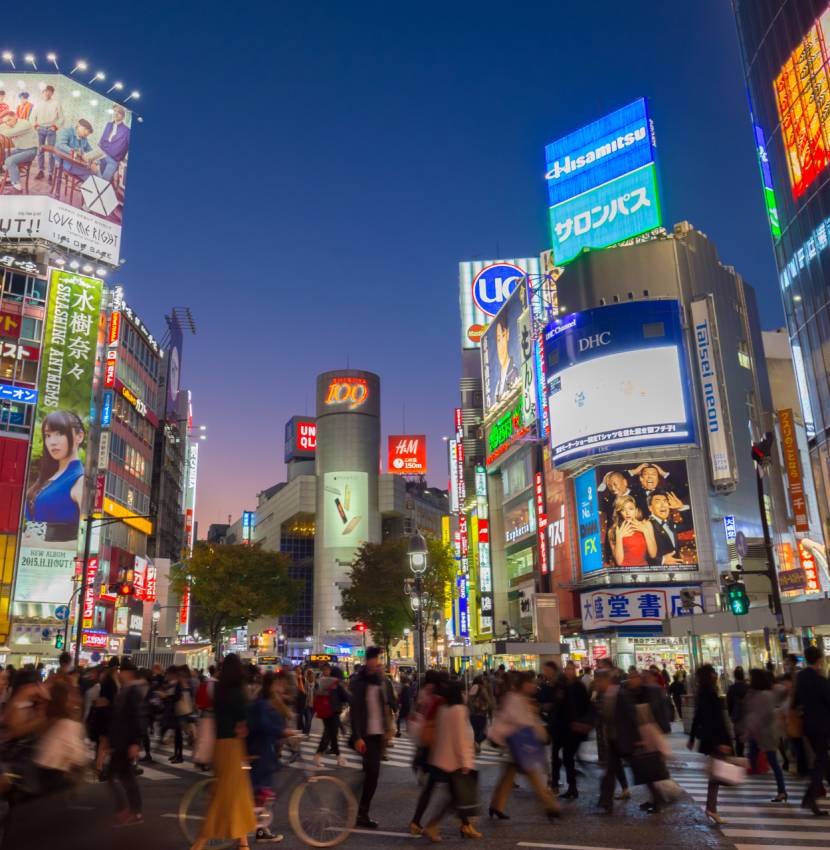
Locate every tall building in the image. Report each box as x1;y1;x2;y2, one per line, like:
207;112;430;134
732;0;830;549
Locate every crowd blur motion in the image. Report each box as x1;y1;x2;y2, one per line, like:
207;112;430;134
3;643;830;847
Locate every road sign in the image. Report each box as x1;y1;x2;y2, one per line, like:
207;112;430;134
735;531;748;558
41;628;51;639
55;605;70;621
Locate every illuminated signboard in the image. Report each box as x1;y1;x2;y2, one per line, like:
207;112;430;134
0;383;37;404
449;440;459;512
545;300;694;465
82;630;108;649
242;510;256;544
485;397;529;465
753;122;782;240
548;163;662;265
133;556;147;600
774;7;830;200
104;350;117;388
108;311;121;346
459;257;540;350
475;464;493;636
388;434;427;474
121;385;147;417
324;376;368;410
145;564;157;602
545;98;655;204
798;539;821;593
101;391;113;427
284;416;317;462
534;472;548;574
0;310;21;339
575;469;602;575
82;557;98;629
779;408;810;532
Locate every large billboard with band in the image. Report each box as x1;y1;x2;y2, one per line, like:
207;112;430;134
0;74;132;263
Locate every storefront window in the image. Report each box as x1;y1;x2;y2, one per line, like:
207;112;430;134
506;547;534;582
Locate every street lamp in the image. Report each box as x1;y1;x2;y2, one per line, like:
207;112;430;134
408;531;428;682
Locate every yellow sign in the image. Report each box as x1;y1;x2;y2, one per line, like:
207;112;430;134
103;498;153;535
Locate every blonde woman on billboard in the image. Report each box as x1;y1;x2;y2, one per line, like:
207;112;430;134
24;410;85;545
607;495;657;568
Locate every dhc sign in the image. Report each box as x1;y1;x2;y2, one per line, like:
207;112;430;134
471;262;525;317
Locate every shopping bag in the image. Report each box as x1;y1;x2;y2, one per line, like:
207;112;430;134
630;750;669;785
506;726;546;775
449;769;480;817
708;756;746;786
193;714;215;765
653;778;683;801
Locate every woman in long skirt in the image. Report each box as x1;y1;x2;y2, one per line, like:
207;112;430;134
190;654;257;850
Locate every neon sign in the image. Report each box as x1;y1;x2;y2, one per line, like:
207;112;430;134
325;376;368;410
486;397;529;464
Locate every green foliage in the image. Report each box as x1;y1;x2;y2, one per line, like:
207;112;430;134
338;537;455;655
171;543;300;653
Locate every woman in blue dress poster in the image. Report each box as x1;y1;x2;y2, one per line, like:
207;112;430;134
24;410;85;544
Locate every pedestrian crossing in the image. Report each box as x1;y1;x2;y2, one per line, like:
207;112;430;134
670;760;830;849
128;730;507;782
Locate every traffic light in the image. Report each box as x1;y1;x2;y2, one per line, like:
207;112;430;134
727;580;750;615
54;634;64;650
118;582;132;596
752;432;774;465
351;623;366;633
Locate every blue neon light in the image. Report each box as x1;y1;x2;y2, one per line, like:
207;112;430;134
101;391;113;427
544;98;654;207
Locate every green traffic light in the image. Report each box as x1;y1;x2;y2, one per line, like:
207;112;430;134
54;634;64;649
727;582;749;615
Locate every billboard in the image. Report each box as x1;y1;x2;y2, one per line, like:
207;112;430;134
774;7;830;200
544;98;655;207
481;280;533;413
548;163;661;266
575;469;602;575
459;257;540;350
323;471;368;548
580;586;701;631
778;408;810;532
316;370;379;419
0;74;133;264
284;416;317;462
595;459;697;570
387;434;427;474
166;319;184;417
689;298;734;485
14;269;103;605
544;447;573;578
545;300;695;465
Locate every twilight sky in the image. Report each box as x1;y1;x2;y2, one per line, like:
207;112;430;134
5;1;784;529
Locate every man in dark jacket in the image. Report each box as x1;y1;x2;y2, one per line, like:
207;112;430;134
349;646;388;829
794;645;830;815
108;658;146;826
726;667;748;757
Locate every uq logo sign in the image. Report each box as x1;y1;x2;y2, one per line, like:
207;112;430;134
472;262;525;317
325;376;369;410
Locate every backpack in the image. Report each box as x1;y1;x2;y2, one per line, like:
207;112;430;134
314;683;335;719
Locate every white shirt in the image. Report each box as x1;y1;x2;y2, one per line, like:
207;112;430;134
31;99;64;129
366;683;384;735
0;118;38;150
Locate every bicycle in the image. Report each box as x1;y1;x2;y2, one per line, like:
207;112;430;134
179;758;358;848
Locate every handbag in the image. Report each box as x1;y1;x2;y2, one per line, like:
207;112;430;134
449;769;480;817
630;750;669;785
708;756;746;786
786;707;804;739
33;719;87;772
507;726;546;775
193;714;215;765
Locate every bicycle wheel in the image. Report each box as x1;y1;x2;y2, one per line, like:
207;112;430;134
178;777;236;850
288;774;358;847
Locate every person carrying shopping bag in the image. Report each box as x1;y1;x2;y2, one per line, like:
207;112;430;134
488;671;559;820
745;668;788;802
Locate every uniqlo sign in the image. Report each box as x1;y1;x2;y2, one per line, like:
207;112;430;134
387;434;427;474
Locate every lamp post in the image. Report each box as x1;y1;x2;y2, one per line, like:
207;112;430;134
408;531;428;681
150;603;161;667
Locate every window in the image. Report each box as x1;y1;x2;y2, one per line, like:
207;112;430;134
3;272;26;301
738;340;752;369
501;452;532;500
0;401;33;434
20;317;42;341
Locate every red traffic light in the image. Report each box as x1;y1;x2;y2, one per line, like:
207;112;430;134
351;623;366;632
118;583;132;596
264;628;276;635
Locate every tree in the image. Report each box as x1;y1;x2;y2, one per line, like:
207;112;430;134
338;537;455;659
170;543;300;658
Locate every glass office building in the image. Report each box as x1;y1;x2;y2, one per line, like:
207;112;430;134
734;0;830;544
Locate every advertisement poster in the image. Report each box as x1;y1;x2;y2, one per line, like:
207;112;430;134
481;280;532;413
324;471;368;548
575;469;602;575
581;586;700;630
13;269;103;605
545;300;694;464
544;449;574;579
0;74;133;263
594;459;697;570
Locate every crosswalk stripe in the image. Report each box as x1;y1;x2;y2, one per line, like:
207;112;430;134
724;817;830;827
733;846;830;850
725;829;830;838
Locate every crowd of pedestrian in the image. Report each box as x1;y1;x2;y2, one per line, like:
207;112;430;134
3;645;830;846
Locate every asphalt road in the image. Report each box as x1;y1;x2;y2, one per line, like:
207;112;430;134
7;725;819;850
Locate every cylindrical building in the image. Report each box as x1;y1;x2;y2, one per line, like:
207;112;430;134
313;370;381;638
